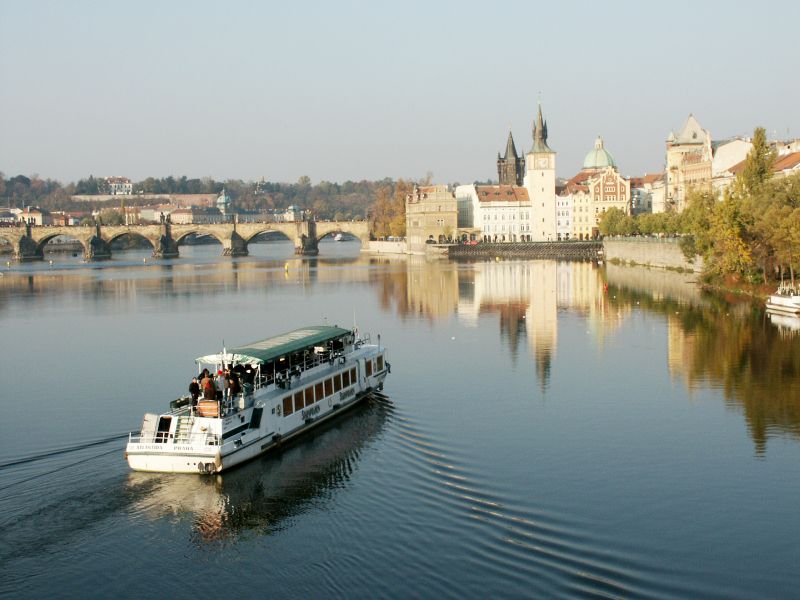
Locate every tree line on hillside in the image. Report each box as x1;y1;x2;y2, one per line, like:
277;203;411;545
0;173;433;235
599;128;800;286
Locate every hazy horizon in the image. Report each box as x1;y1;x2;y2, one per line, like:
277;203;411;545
1;1;798;185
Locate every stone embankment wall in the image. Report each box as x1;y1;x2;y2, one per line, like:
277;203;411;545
603;237;703;272
365;241;408;254
448;241;603;260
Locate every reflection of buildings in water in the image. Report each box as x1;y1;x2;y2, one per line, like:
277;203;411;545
405;259;459;320
455;261;559;387
667;314;698;390
454;260;620;385
126;398;390;543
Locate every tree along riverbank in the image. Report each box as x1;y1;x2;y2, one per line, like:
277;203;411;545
599;128;799;292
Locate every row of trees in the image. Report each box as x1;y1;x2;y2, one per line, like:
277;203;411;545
600;128;799;286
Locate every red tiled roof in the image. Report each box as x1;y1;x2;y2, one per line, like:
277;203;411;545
774;151;800;171
475;185;529;202
629;172;664;187
730;151;800;175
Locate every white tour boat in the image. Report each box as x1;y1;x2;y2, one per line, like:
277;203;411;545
766;282;800;316
126;325;390;474
333;233;345;242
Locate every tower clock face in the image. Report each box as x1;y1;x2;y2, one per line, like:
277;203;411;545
538;157;548;168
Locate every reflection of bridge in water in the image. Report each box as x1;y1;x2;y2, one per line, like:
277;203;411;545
1;218;370;261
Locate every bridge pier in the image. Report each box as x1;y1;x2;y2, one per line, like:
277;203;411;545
295;220;319;256
84;223;111;260
13;223;44;261
222;230;248;257
153;221;179;259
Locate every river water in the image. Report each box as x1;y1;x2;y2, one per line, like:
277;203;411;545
1;241;799;599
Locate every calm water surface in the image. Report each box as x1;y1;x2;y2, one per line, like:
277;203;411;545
1;241;799;599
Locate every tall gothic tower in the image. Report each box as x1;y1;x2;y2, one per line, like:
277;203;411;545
523;103;557;241
497;131;525;186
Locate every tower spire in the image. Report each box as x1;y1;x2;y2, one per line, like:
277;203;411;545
531;102;552;153
504;130;518;159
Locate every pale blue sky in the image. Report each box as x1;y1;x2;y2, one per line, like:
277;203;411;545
1;0;798;184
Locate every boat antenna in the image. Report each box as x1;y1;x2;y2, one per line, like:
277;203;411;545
353;308;358;335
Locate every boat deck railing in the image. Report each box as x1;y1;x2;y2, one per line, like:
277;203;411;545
776;282;798;296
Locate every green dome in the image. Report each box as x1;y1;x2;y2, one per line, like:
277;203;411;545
582;136;616;170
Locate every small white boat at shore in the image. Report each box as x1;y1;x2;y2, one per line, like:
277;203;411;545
126;325;390;474
333;233;345;242
766;282;800;316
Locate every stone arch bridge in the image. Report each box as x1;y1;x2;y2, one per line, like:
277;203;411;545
2;219;370;261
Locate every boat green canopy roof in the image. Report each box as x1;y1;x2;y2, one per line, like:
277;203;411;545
212;325;352;365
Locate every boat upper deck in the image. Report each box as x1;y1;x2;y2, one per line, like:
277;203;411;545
196;325;353;366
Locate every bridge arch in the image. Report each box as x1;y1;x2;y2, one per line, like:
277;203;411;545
313;221;370;249
244;228;293;244
174;228;226;247
106;231;157;251
35;232;88;257
316;230;364;247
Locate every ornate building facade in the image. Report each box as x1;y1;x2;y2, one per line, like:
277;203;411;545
666;115;712;212
560;137;630;239
405;184;458;252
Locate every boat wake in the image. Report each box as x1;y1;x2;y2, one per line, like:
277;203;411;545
0;432;130;470
374;399;709;599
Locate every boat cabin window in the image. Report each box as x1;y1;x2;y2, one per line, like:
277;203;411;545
294;391;304;412
365;360;373;377
304;386;315;407
315;382;324;400
342;370;350;387
283;395;293;416
156;416;172;443
334;374;342;392
350;367;357;382
377;355;384;371
324;378;333;397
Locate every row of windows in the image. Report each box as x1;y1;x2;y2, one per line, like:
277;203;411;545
282;367;357;416
281;354;384;417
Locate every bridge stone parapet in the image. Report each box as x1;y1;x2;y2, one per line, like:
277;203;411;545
7;219;372;260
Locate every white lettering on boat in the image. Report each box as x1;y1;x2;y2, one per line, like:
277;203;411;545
302;405;321;420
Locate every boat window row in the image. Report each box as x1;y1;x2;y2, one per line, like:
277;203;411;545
282;367;358;416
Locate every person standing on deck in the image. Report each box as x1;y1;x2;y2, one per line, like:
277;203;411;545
215;370;225;401
189;378;200;411
202;372;215;400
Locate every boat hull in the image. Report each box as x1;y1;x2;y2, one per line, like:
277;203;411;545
766;300;800;315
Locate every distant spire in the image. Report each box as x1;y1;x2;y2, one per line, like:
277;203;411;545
504;131;518;159
531;102;553;153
